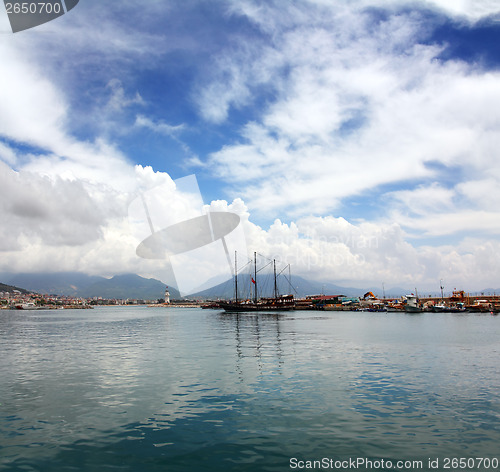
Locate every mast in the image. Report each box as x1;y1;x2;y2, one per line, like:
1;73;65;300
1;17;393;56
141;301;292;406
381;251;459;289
234;251;238;303
288;264;291;296
273;259;278;300
254;251;258;304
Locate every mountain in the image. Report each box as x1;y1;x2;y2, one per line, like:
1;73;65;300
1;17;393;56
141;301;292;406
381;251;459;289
190;274;369;300
0;282;31;295
81;274;180;300
6;271;494;301
3;272;180;300
7;272;103;296
291;278;365;298
478;288;500;295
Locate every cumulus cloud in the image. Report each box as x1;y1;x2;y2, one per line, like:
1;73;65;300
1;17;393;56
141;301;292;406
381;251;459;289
0;36;135;274
0;22;194;281
0;164;107;248
0;163;202;279
236;209;500;291
0;36;175;277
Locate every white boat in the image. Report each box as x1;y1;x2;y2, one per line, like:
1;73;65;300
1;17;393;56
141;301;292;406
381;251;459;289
404;294;422;313
15;302;38;310
432;303;447;313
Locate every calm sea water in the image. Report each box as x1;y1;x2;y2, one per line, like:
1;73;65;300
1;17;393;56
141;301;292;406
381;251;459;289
1;307;499;472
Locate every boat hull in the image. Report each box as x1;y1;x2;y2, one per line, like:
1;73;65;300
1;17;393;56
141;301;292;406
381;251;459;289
405;305;423;313
220;302;294;312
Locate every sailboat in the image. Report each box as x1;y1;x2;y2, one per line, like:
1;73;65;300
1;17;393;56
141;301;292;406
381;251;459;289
220;252;295;312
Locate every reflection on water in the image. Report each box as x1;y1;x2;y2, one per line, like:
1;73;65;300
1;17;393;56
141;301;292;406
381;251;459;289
1;307;499;471
215;312;287;380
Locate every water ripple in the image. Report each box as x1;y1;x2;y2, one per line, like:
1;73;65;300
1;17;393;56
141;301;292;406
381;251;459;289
1;309;499;470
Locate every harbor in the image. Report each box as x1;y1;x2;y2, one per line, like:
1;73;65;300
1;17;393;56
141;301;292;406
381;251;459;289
293;290;500;313
4;281;499;313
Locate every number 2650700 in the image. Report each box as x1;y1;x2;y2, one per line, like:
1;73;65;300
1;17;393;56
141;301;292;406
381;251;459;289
5;2;62;15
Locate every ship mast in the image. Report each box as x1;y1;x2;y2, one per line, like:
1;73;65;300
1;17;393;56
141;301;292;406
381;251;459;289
254;251;258;304
273;259;278;300
234;251;238;303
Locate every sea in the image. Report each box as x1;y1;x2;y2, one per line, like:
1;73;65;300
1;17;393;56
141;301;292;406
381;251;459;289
1;306;499;472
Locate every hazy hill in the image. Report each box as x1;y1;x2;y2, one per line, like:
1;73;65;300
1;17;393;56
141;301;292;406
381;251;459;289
478;288;500;295
6;271;492;301
0;282;31;295
190;274;367;300
3;272;180;300
7;272;103;296
81;274;180;300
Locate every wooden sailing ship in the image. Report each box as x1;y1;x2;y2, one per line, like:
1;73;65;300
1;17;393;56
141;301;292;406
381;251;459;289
220;252;295;312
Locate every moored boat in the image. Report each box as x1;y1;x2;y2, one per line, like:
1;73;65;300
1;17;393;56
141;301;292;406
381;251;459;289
467;299;494;313
15;302;38;310
431;303;447;313
220;295;295;312
404;294;423;313
221;252;295;313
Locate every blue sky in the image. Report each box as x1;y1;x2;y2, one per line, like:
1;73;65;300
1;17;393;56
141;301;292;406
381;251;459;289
1;0;500;291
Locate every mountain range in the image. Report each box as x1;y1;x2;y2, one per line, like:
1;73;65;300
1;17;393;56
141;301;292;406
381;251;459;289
0;282;31;295
2;271;497;301
1;272;180;300
189;274;385;299
1;271;385;300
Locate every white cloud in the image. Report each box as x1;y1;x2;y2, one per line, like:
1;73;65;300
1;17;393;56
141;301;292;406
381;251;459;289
387;183;456;216
424;0;500;19
195;46;263;123
305;0;500;21
0;36;182;278
457;178;500;210
0;163;206;280
135;115;185;137
189;1;500;290
0;35;139;188
224;209;500;291
202;2;500;237
393;210;500;237
0;142;17;165
0;10;192;281
0;41;68;150
106;79;144;112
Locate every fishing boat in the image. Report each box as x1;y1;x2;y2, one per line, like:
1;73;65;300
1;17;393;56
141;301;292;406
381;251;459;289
15;302;38;310
431;303;447;313
404;294;422;313
466;299;491;312
220;252;295;312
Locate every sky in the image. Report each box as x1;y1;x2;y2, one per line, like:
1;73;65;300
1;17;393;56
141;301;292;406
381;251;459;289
1;0;500;293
